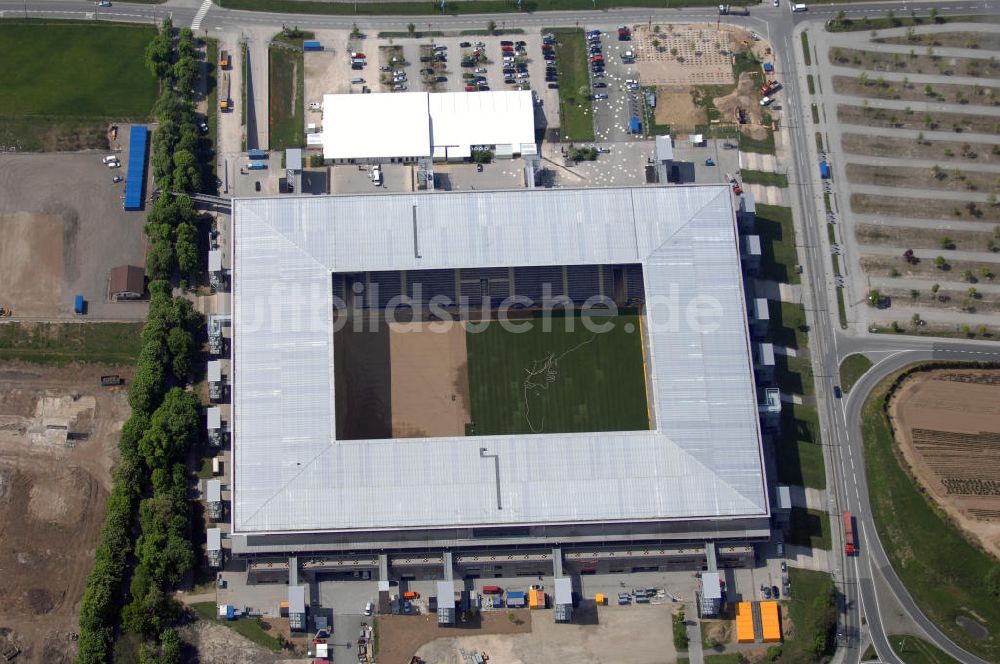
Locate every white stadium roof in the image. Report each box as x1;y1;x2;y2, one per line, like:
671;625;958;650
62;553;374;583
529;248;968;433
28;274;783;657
231;187;767;534
321;91;535;161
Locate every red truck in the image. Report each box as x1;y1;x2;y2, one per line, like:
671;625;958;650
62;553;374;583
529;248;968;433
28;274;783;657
482;585;503;595
843;511;858;556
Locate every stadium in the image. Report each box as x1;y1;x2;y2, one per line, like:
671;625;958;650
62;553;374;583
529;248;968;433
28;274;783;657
230;186;769;572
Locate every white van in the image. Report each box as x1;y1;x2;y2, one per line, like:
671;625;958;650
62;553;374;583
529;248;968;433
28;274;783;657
102;154;118;164
363;601;374;616
791;3;806;10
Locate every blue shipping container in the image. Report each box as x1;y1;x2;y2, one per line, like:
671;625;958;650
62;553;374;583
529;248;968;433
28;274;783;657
74;295;85;314
123;126;149;211
248;149;268;160
819;161;830;179
629;116;641;134
248;161;268;170
303;40;322;51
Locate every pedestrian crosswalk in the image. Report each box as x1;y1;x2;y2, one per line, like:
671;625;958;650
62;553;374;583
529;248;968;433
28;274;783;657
191;0;212;31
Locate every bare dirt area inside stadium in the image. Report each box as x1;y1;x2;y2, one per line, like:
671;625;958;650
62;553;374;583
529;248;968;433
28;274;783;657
388;321;470;438
889;368;1000;559
0;361;132;663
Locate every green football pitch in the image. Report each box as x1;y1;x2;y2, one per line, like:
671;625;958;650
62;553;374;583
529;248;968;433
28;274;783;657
465;314;650;436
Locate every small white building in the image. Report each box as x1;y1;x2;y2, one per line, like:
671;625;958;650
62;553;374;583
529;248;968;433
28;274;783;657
553;577;573;623
207;478;223;521
755;342;776;381
288;585;307;632
741;234;762;273
752;297;770;336
207;527;222;568
207;360;223;402
437;580;456;626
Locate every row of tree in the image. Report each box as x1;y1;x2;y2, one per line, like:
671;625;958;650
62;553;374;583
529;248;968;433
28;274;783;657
76;19;211;664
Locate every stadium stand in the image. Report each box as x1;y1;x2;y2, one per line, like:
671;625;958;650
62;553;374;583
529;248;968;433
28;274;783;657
513;265;565;302
567;265;601;303
368;271;403;308
625;264;646;301
407;269;456;304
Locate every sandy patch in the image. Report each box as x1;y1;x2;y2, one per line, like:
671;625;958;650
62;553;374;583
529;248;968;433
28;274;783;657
653;87;705;132
388;321;471;437
633;23;736;86
0;213;63;317
889;368;1000;558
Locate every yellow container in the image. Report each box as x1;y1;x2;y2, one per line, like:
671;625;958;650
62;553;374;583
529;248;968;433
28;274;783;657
595;593;605;606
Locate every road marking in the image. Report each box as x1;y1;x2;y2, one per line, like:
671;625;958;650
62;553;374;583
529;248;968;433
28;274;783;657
191;0;211;31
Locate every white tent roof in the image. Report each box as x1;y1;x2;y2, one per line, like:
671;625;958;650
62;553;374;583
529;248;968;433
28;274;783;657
428;90;535;152
207;527;222;551
322;92;430;160
321;91;535;161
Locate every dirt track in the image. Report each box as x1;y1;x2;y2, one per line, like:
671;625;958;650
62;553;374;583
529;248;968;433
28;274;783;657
388;321;470;438
0;361;132;663
889;368;1000;559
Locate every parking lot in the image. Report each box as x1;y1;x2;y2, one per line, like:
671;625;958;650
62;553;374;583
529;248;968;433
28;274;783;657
0;150;149;320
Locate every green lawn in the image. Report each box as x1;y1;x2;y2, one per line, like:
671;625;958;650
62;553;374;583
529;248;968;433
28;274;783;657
190;602;284;651
738;127;776;155
785;507;832;550
547;28;594;142
776;354;815;397
0;322;144;365
826;14;980;33
0;20;157;151
783;569;837;662
268;43;304;150
838;354;873;393
769;302;809;351
704;655;742;664
862;370;1000;662
465;314;648;435
740;169;788;188
776;405;826;490
890;635;963;664
755;204;800;285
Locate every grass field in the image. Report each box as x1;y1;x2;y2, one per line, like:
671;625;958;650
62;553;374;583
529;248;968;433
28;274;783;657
755;204;800;285
785;507;832;550
269;40;305;150
546;28;594;142
0;322;144;365
465;314;648;435
839;353;873;392
0;21;157;151
776;405;826;490
890;635;962;664
862;369;1000;662
740;169;789;188
784;569;837;662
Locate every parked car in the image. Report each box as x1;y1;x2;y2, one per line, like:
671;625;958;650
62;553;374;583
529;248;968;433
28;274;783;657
500;40;514;46
392;83;407;91
547;83;559;89
254;181;261;191
460;41;472;47
593;93;608;100
593;82;607;88
95;0;111;6
112;175;123;183
475;67;487;73
772;586;780;599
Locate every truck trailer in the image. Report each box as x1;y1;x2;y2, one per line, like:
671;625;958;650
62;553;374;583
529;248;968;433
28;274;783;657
220;73;231;111
843;511;857;555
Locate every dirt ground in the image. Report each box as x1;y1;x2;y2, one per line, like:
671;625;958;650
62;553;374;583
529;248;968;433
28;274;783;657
0;213;63;317
413;605;678;664
877;31;1000;51
855;222;996;251
846;163;1000;195
379;611;532;664
177;621;278;664
633;24;738;86
889;368;1000;558
832;47;999;79
653;87;705;132
837;103;999;134
0;361;132;663
842;133;1000;164
713;71;768;138
388;321;470;438
852;193;1000;223
0;153;149;321
831;74;999;107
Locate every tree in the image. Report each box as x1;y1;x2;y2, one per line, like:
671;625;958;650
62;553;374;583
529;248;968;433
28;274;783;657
931;283;940;295
670;47;679;57
857;71;869;87
916;131;924;144
167;326;197;380
138;388;201;467
982;266;995;279
929;7;939;22
868;289;881;305
964;269;976;282
171;150;201;193
487;19;496;34
174;221;199;277
910;289;920;300
146;241;175;282
835;9;846;25
652;38;660;51
886;9;898;26
129;357;166;415
912;313;921;324
934;255;947;269
407;22;416;36
938;235;954;249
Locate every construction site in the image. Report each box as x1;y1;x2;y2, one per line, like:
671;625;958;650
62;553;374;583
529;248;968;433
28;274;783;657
0;361;132;662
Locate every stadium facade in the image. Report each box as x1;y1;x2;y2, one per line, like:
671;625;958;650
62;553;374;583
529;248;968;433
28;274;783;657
230;186;769;571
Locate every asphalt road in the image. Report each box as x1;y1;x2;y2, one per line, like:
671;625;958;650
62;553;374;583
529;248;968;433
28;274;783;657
3;0;1000;662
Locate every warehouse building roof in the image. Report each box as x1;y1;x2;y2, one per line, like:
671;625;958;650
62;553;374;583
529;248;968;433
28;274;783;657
231;186;767;534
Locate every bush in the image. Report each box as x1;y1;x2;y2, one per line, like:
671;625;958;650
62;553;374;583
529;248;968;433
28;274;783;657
672;610;689;650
